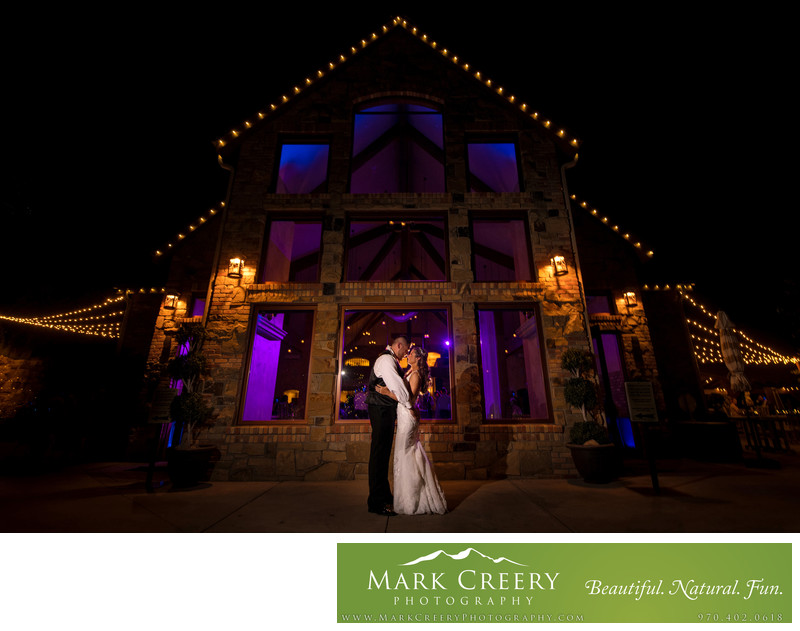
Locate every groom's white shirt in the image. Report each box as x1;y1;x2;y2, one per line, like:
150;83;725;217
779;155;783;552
374;351;412;409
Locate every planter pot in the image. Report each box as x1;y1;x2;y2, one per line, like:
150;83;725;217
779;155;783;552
567;443;621;483
167;445;220;488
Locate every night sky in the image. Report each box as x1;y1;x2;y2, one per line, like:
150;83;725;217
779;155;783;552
3;7;796;352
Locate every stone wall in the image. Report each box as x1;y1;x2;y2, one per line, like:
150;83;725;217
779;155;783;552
0;353;44;418
146;190;593;480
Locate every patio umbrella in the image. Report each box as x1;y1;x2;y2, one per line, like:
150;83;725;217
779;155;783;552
715;311;751;393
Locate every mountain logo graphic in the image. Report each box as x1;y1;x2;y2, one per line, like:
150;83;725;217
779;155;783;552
399;547;527;567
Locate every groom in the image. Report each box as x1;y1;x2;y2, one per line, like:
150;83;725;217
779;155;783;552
365;335;411;516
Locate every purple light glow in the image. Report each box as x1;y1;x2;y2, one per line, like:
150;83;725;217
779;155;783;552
351;103;444;193
263;221;322;282
468;142;520;192
276;144;329;193
191;298;206;318
473;219;531;281
339;308;451;420
242;310;313;421
478;308;548;420
346;220;446;281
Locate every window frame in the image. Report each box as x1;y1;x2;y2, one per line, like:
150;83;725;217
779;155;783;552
237;304;317;425
272;137;331;194
475;302;552;424
349;99;446;194
189;293;207;319
343;212;450;282
258;214;324;284
469;211;535;282
335;303;455;425
586;292;618;315
466;136;523;193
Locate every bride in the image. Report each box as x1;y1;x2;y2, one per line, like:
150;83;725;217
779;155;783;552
376;346;447;515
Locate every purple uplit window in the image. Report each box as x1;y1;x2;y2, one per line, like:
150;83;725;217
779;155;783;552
262;221;322;282
346;218;446;281
586;294;614;314
477;307;549;421
190;296;206;318
241;309;314;422
276;143;329;194
472;218;532;281
592;332;634;446
351;102;445;193
338;308;452;421
467;142;520;192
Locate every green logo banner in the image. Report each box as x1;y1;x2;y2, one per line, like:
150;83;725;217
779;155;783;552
337;543;791;623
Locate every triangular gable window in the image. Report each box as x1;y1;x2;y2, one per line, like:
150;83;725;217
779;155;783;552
350;102;445;193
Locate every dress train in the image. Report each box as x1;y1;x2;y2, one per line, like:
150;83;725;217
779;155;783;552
393;404;447;515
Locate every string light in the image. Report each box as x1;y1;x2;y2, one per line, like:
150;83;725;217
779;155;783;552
0;295;129;339
154;202;224;257
212;17;580;152
569;194;654;257
0;289;171;340
679;289;799;366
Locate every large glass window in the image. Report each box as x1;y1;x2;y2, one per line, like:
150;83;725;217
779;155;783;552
345;218;446;281
586;294;614;314
472;217;532;281
190;294;206;318
477;307;549;421
276;143;329;193
261;220;322;282
241;309;314;422
338;308;452;421
467;141;520;192
351;102;445;193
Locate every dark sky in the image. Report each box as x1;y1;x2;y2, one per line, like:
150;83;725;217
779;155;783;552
2;7;796;352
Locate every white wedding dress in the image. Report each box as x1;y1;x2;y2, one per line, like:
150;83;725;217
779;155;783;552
393;372;447;515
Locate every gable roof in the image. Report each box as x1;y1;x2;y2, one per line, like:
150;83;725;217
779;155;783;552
212;16;581;157
150;17;641;268
569;193;655;260
154;202;224;259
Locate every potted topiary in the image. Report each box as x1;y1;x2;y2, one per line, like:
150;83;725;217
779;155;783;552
165;323;218;487
562;349;620;483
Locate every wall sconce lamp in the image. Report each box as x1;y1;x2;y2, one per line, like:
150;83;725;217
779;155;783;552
551;255;568;276
624;291;638;307
228;256;245;278
164;293;179;310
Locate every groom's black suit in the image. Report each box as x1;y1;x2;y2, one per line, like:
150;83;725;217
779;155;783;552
366;349;405;512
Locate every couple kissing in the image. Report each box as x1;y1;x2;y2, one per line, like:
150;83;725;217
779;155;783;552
366;335;447;516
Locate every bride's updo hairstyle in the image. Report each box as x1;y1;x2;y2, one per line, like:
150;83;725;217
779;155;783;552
409;346;431;391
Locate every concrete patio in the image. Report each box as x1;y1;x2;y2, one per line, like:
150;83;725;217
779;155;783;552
2;450;799;533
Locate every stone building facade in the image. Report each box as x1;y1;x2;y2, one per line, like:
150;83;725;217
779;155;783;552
143;20;664;481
